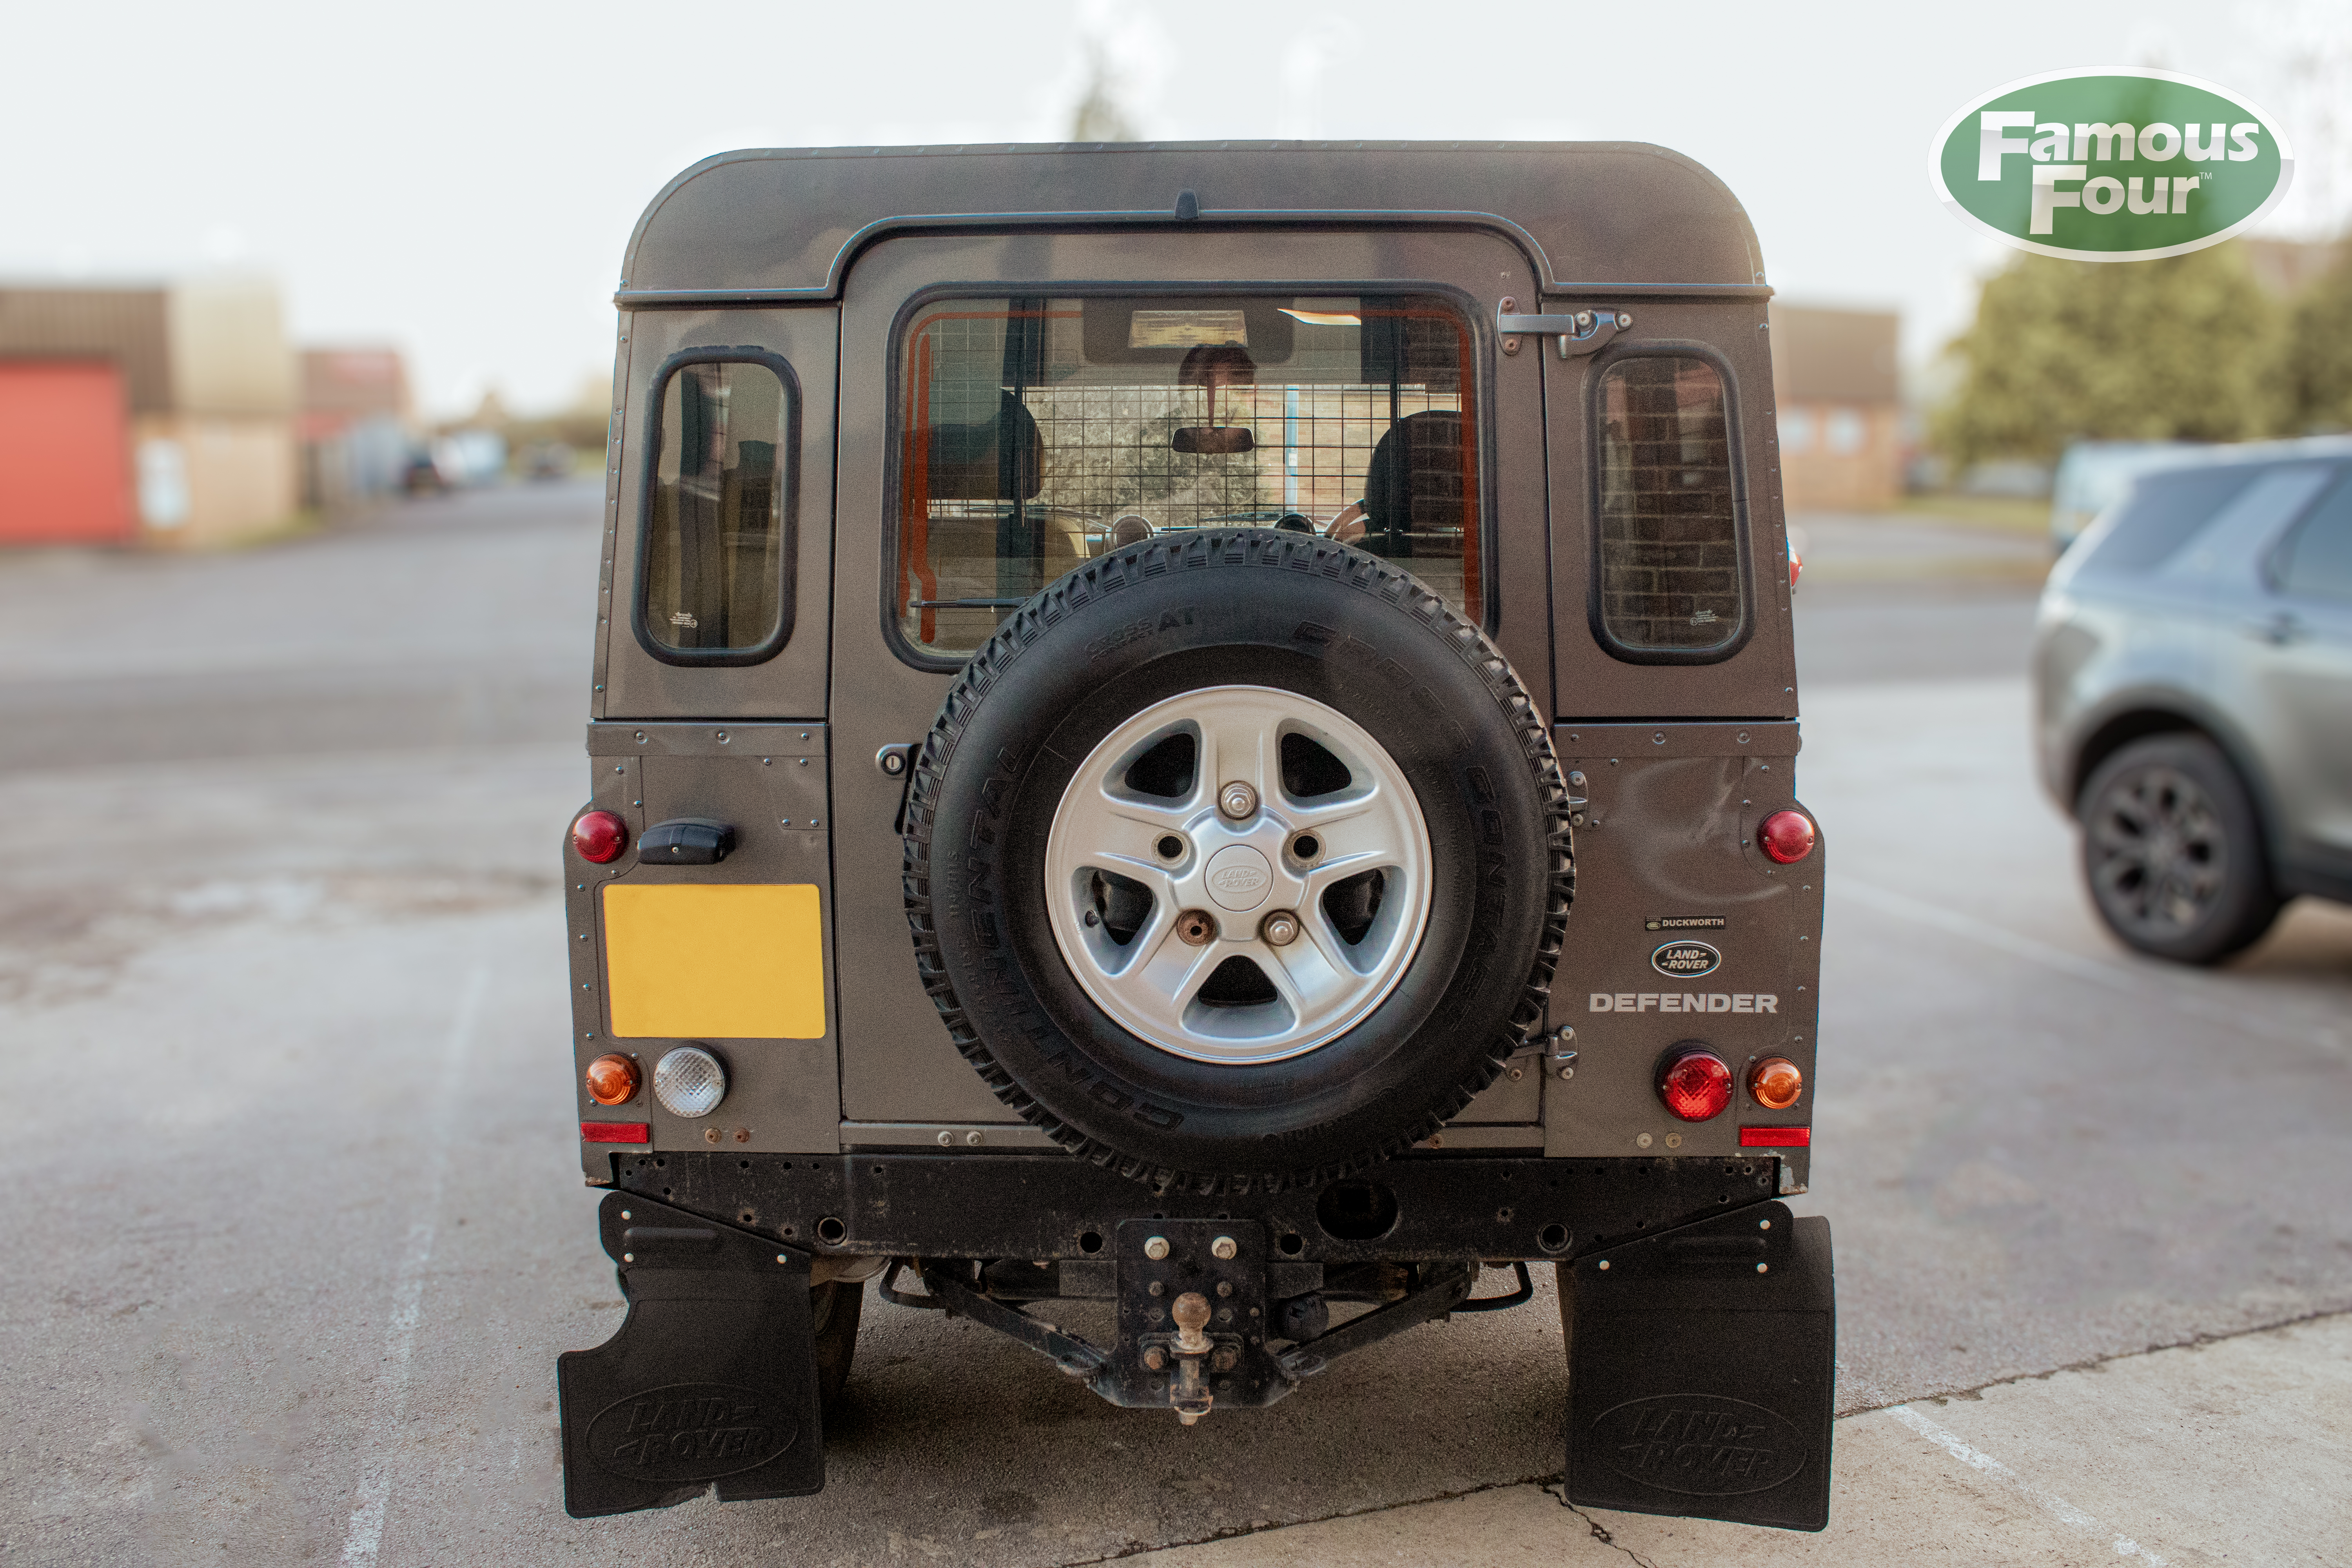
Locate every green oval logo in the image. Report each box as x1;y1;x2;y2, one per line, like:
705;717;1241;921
1931;68;2293;261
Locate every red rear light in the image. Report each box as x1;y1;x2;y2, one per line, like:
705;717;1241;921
1740;1125;1810;1147
1657;1048;1733;1122
581;1120;649;1144
573;809;627;863
1788;548;1802;588
1758;809;1815;864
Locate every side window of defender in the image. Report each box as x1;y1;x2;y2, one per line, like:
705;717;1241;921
636;352;799;665
890;293;1484;662
1592;354;1746;662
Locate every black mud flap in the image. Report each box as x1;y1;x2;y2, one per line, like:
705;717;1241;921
1561;1200;1834;1532
557;1191;824;1517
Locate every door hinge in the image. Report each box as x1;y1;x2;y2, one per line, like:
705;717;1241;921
1497;299;1632;358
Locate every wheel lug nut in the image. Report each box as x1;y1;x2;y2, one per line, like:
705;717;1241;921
1176;909;1217;946
1218;780;1258;820
1261;910;1299;946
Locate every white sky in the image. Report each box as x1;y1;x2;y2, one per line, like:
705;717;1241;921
4;0;2343;418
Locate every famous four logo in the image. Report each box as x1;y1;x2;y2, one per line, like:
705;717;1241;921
1930;68;2292;261
585;1382;797;1481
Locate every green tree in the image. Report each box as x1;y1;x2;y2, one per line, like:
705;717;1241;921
1069;44;1138;143
2283;243;2352;433
1934;244;2283;467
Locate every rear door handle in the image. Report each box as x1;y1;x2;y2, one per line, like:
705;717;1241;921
636;818;735;864
876;743;919;834
2244;612;2308;645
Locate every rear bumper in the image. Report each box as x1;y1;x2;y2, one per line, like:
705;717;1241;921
595;1148;1785;1263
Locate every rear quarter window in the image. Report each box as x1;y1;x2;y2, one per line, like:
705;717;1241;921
635;351;799;666
2270;470;2352;603
1591;354;1746;662
2076;466;2256;575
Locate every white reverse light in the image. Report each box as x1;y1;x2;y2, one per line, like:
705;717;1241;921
653;1045;727;1118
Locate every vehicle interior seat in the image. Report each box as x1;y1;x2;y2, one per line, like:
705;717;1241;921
1358;409;1466;562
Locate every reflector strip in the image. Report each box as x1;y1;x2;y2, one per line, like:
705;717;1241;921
581;1121;650;1144
1740;1125;1811;1147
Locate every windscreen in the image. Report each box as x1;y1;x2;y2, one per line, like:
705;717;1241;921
893;294;1479;656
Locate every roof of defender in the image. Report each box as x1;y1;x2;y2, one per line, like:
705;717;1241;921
618;142;1768;304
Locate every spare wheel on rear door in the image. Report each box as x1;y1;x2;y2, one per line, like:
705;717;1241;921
903;530;1572;1192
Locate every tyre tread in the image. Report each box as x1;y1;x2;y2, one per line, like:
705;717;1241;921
902;532;1573;1192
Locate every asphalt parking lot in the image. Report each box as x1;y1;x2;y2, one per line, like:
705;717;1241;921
2;486;2347;1565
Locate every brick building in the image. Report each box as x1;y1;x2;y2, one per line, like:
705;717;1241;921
0;277;298;546
1769;303;1903;512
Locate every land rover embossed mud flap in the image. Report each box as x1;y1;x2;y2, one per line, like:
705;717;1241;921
557;1192;824;1516
1562;1200;1834;1532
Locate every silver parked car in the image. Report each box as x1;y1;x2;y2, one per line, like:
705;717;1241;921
2036;438;2352;963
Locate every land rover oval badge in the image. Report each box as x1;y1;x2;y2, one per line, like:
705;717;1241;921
1651;940;1721;978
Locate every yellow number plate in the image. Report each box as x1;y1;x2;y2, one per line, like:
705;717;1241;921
601;883;826;1040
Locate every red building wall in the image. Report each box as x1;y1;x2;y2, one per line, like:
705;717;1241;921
0;361;134;543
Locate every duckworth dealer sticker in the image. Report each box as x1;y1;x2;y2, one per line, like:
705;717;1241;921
1931;68;2292;261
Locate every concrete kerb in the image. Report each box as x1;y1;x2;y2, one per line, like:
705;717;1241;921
1103;1307;2352;1566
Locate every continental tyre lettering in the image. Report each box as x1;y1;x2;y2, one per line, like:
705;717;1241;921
1590;993;1777;1013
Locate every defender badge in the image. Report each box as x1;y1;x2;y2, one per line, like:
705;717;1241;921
1651;940;1722;978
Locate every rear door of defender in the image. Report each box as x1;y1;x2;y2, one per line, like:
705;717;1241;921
568;307;845;1162
823;227;1555;1150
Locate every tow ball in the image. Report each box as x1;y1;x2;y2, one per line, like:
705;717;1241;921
1112;1220;1285;1423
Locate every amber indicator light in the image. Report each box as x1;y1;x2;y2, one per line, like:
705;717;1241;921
580;1121;650;1144
1749;1056;1804;1111
1657;1048;1733;1122
1757;809;1815;864
585;1053;640;1107
573;809;628;863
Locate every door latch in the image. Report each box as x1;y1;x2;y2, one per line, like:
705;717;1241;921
1497;299;1632;358
876;743;920;834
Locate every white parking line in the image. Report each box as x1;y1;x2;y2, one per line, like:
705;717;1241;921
1835;879;2332;1053
336;962;490;1568
1885;1404;2167;1564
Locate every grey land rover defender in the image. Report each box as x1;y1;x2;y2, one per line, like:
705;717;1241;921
556;142;1833;1532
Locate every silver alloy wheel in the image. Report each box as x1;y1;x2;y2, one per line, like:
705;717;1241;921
1044;685;1432;1065
2087;762;2226;932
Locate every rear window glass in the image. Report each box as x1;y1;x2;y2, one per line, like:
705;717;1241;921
2272;471;2352;603
2077;465;2257;575
639;357;795;661
893;294;1480;658
1593;356;1744;659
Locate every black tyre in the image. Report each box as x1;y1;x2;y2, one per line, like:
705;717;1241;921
904;530;1572;1192
812;1280;862;1411
2078;733;2280;964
